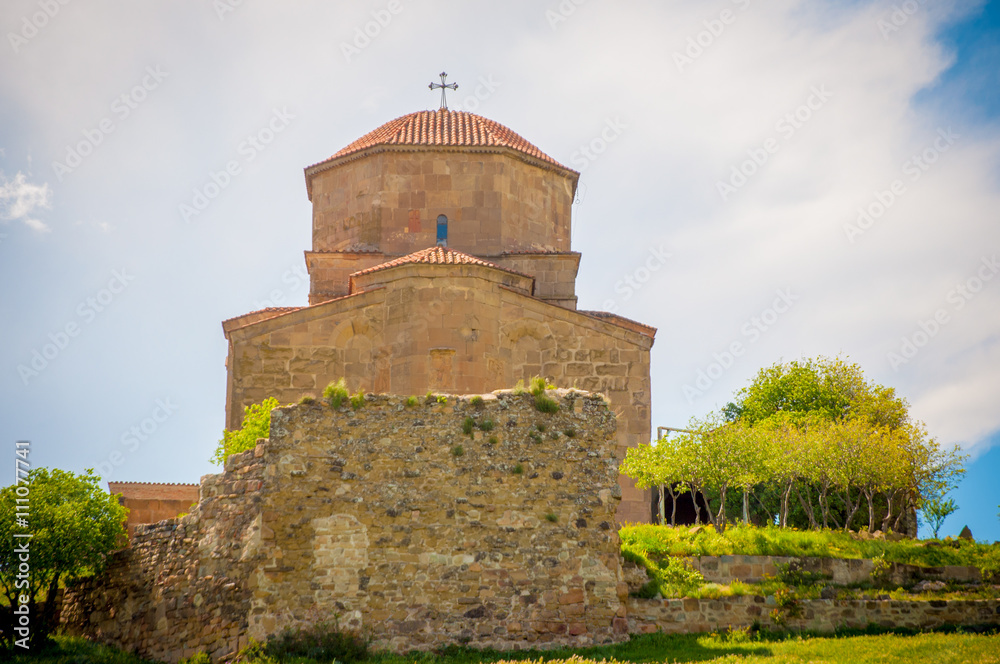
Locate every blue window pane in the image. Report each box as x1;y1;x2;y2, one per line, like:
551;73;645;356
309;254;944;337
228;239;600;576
436;215;448;245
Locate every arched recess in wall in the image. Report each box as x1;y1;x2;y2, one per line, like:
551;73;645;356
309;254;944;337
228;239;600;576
330;319;376;392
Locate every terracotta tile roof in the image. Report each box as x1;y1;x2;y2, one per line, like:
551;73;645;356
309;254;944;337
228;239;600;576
351;246;531;280
221;307;302;325
312;110;571;171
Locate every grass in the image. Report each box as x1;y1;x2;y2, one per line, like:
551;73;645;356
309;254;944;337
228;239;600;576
323;378;349;409
620;524;1000;601
10;630;1000;664
620;523;1000;571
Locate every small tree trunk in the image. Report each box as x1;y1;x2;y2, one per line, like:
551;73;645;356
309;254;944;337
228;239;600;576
669;485;678;526
865;487;876;532
794;483;818;529
742;489;750;525
658;485;666;525
691;485;702;525
881;489;896;532
781;481;793;528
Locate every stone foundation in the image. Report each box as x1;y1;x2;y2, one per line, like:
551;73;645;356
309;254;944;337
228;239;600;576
690;555;983;587
628;596;1000;634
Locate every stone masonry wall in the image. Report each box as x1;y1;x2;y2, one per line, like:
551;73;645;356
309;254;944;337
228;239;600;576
250;390;627;651
628;596;1000;635
63;390;629;662
689;555;983;586
223;268;654;524
61;448;266;662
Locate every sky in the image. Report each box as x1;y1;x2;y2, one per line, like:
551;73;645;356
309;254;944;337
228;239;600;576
1;0;998;541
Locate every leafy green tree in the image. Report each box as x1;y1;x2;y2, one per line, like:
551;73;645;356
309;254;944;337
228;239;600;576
0;468;127;647
921;496;958;538
212;397;279;465
623;356;965;536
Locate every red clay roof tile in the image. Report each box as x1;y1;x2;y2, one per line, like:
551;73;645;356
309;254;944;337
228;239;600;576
350;246;531;280
312;110;570;171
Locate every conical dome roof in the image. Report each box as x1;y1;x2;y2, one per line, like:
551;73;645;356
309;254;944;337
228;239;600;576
307;109;571;173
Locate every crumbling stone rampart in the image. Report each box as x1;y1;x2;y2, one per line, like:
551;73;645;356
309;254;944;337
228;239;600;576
62;390;628;661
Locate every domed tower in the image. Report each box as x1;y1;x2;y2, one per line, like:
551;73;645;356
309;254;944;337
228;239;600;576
222;104;656;523
303;109;582;309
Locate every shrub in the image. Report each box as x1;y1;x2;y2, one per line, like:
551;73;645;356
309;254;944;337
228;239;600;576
213;397;278;465
488;436;499;445
425;391;436;405
451;445;465;457
350;391;365;410
478;419;495;432
405;396;418;408
323;378;349;409
529;375;556;395
298;394;316;405
513;463;524;475
545;512;558;523
462;417;475;436
530;432;543;444
470;395;485;408
263;620;369;663
564;428;577;438
512;379;527;395
534;393;559;413
535;423;547;432
180;653;211;664
437;395;448;404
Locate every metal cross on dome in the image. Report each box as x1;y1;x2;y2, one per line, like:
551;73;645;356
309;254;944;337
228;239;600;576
429;72;458;110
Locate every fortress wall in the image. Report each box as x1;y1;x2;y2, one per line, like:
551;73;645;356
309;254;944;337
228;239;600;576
224;273;654;525
61;447;267;662
62;390;629;661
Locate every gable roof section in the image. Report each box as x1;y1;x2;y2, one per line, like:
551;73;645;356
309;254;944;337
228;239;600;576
351;245;523;276
349;246;534;295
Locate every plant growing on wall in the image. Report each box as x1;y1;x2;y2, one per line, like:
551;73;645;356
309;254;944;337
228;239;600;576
212;397;279;465
324;379;349;409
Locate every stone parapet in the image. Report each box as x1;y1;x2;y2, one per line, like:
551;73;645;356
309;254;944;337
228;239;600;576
627;596;1000;634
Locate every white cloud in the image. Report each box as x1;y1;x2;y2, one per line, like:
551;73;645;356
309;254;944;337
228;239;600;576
0;171;52;233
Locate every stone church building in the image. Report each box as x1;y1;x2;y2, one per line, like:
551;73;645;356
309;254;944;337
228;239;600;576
215;108;656;523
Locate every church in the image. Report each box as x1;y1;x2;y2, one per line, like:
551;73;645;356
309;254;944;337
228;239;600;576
219;86;657;523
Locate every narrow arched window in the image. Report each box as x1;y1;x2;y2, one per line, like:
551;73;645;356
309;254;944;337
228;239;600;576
436;214;448;246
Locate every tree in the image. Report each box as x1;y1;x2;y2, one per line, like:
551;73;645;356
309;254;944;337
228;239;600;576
622;356;966;536
0;468;128;647
212;396;279;465
921;496;958;539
